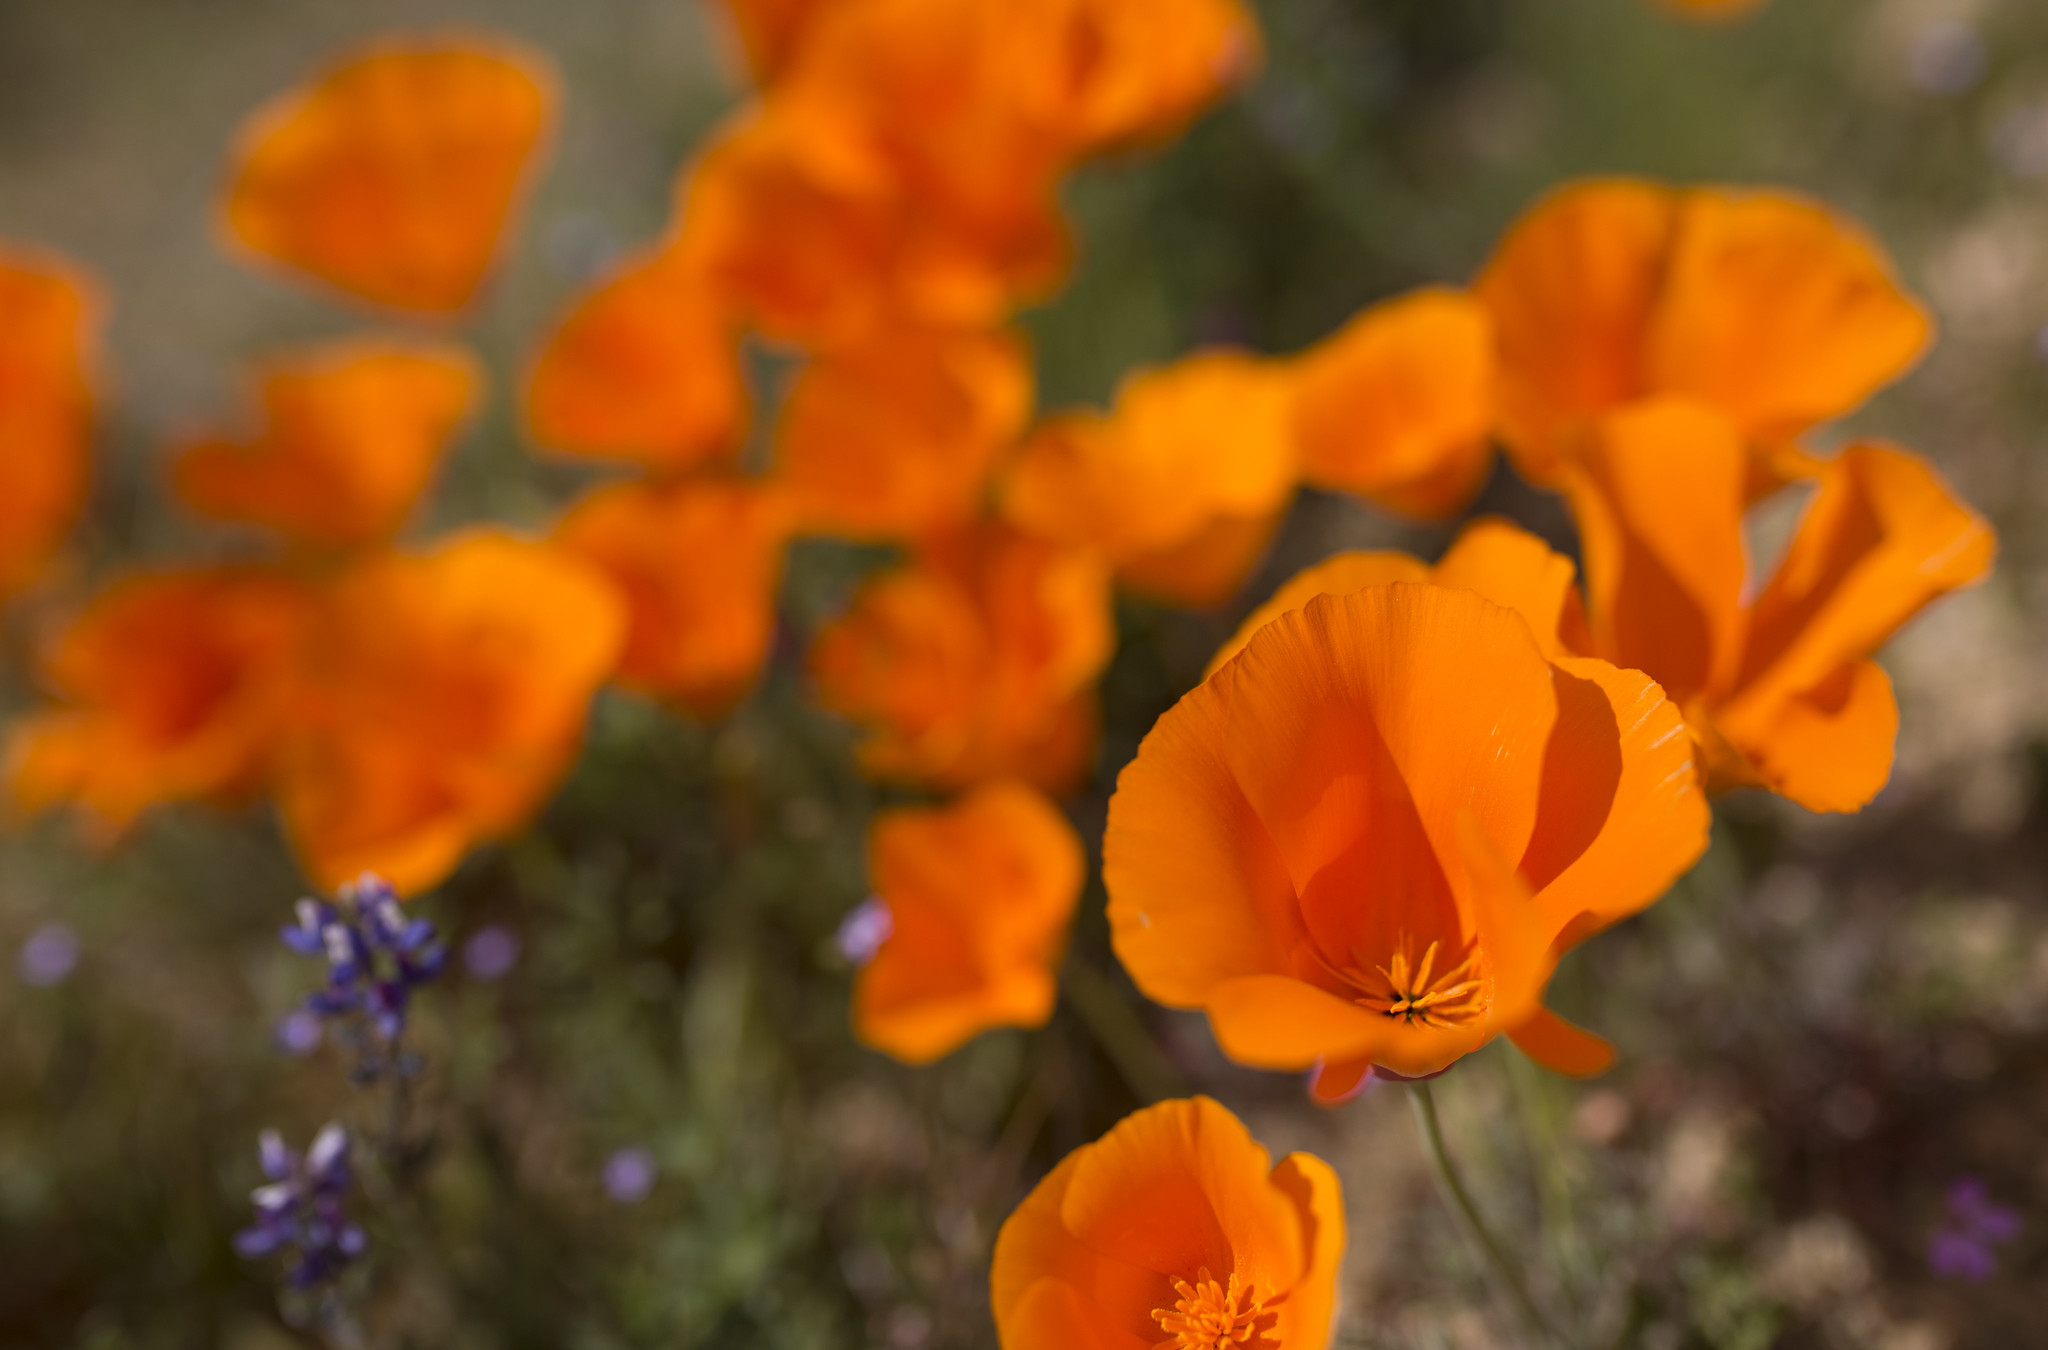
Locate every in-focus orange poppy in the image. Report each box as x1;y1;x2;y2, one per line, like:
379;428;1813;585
1107;582;1709;1100
811;523;1113;791
1474;179;1930;487
8;568;312;834
776;327;1030;540
174;340;480;548
222;37;557;313
276;530;625;895
1564;401;1994;812
0;247;100;602
524;245;748;475
677;96;1070;349
1293;287;1496;520
846;781;1083;1063
712;0;840;82
554;478;792;718
999;350;1297;608
991;1095;1344;1350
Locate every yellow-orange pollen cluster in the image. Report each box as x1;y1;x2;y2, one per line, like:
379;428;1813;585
1351;937;1485;1029
1151;1267;1269;1349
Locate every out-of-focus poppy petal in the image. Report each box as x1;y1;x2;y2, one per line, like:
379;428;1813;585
1507;1006;1616;1077
1722;659;1898;812
1267;1150;1346;1350
554;479;791;717
1025;0;1262;154
0;247;100;600
524;247;746;474
1474;179;1678;480
854;782;1083;1063
711;0;839;82
175;340;479;548
1115;510;1285;610
778;327;1030;540
1659;0;1770;16
1565;398;1749;704
1205;552;1429;679
1293;287;1495;519
7;568;311;833
1306;1057;1373;1105
1431;516;1585;660
1647;191;1931;443
277;530;625;895
221;37;557;313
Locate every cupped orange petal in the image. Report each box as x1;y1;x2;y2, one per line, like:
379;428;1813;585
1506;1005;1616;1078
221;36;557;313
1204;552;1429;678
0;247;101;600
712;0;841;82
777;327;1031;539
554;478;792;718
1292;287;1495;519
524;246;747;474
853;782;1083;1063
175;340;479;548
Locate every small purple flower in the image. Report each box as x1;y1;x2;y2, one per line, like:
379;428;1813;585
603;1146;657;1204
1927;1176;2022;1282
276;1009;324;1057
235;1124;366;1289
18;923;80;987
281;874;445;1075
462;925;520;981
836;897;893;966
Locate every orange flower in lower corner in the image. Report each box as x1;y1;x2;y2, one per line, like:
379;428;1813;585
277;530;625;896
0;246;101;601
174;340;480;548
811;523;1113;791
7;568;312;834
991;1096;1344;1350
1106;583;1709;1100
845;782;1083;1063
554;479;793;717
221;36;558;313
999;350;1298;607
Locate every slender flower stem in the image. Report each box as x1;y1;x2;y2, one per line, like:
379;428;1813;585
1059;959;1187;1104
1409;1081;1562;1350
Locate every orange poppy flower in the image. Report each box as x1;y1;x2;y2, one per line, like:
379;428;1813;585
1661;0;1767;17
524;245;748;475
276;530;625;895
7;568;312;834
811;523;1113;791
1293;287;1496;520
677;96;1070;349
847;781;1083;1063
999;350;1298;608
1014;0;1263;155
712;0;840;82
991;1095;1344;1350
1563;401;1994;812
1474;179;1930;486
554;478;792;718
0;247;100;602
174;340;480;548
221;37;557;313
1106;582;1709;1098
776;327;1031;540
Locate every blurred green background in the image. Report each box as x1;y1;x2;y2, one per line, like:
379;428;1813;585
3;0;2046;1346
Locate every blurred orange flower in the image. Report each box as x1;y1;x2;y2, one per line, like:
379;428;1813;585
174;340;480;548
991;1096;1344;1350
712;0;840;82
222;37;558;313
848;781;1083;1063
1565;402;1994;812
776;327;1031;540
999;350;1298;608
276;530;625;895
1107;583;1708;1096
1474;179;1930;487
1661;0;1768;17
811;523;1113;791
0;247;100;602
554;478;793;717
1293;287;1496;519
524;245;749;475
8;568;312;835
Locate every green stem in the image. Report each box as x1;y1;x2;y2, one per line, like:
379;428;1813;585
1409;1082;1562;1350
1060;960;1187;1104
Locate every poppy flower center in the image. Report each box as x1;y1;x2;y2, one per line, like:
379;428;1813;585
1151;1267;1270;1349
1346;936;1487;1029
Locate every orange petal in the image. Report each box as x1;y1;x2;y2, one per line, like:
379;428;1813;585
711;0;838;82
175;340;480;548
0;246;100;600
1115;509;1285;610
777;327;1031;540
1292;287;1495;519
1719;659;1898;812
1306;1056;1374;1106
221;37;557;313
1647;189;1932;444
1507;1005;1616;1078
1204;552;1429;679
1473;178;1679;481
524;247;747;474
1026;0;1263;154
1267;1150;1346;1350
1430;516;1585;660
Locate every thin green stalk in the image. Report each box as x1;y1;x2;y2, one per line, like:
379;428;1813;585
1409;1082;1562;1350
1060;959;1187;1104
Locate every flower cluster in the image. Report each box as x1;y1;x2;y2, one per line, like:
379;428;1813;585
233;1124;365;1291
1927;1179;2022;1282
281;873;446;1067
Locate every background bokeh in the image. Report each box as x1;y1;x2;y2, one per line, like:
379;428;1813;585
3;0;2046;1345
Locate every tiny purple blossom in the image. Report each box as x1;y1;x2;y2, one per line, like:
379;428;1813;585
463;925;520;980
836;897;893;966
1928;1229;1996;1282
276;1009;323;1056
1928;1176;2023;1282
18;923;80;987
604;1146;657;1204
280;873;445;1075
236;1124;365;1289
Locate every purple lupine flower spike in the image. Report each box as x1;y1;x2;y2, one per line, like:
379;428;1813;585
278;872;447;1079
235;1124;366;1288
